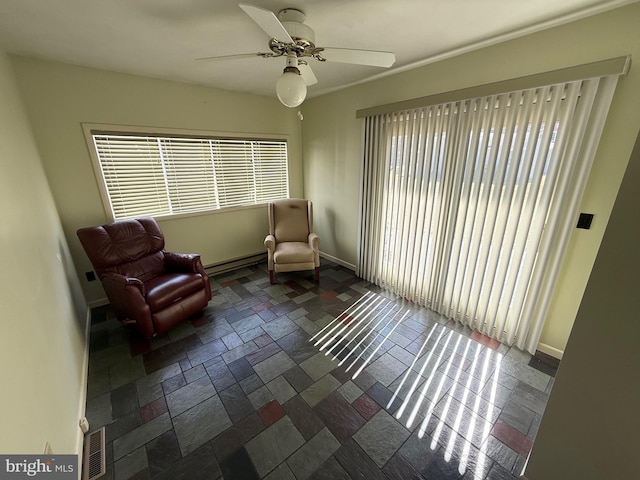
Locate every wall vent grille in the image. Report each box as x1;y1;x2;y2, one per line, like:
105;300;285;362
82;427;106;480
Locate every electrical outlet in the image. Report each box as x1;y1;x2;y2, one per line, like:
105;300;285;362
85;271;96;282
577;213;594;229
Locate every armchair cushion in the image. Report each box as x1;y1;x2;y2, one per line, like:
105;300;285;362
274;242;314;264
145;273;206;311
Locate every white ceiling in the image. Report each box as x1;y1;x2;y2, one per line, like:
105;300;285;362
0;0;634;99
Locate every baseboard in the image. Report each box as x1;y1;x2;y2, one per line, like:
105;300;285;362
88;297;109;309
536;342;564;360
75;305;92;459
205;252;267;276
319;251;356;271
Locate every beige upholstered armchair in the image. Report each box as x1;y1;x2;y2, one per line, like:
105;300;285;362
264;199;320;284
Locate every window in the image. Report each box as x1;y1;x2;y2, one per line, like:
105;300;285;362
86;127;289;220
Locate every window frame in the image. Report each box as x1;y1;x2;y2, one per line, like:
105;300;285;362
82;123;290;221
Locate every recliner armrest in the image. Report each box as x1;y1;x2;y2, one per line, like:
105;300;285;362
101;273;155;338
102;273;145;296
264;235;276;252
308;233;320;251
164;252;202;273
164;252;211;300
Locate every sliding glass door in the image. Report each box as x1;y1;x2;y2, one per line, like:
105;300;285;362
358;77;618;352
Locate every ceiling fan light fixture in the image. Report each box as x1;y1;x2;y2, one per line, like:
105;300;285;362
276;55;307;108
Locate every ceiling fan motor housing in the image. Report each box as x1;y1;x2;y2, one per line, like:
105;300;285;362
269;8;318;58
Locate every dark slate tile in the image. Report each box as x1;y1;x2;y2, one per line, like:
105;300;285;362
257;308;279;322
105;409;142;444
245;342;282;366
145;429;182;478
421;447;463;480
211;412;265;462
239;374;264;396
283;366;314;393
483;436;519;473
177;333;203;351
219;383;255;423
205;361;237;392
278;329;315;354
90;328;110;352
313;391;366;443
186;338;228;366
227;357;255;382
219;446;260;480
153;443;222;480
398;432;439;473
499;398;536;434
383;452;424;480
330;366;354;384
91;305;109;324
334;439;387;480
162;373;187;395
486;461;519;480
128;469;150;480
111;382;139;418
308;455;352;480
283;395;325;441
143;343;187;375
351;370;377;392
510;382;550;416
366;382;403;415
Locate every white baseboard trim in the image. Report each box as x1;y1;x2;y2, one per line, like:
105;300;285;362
74;305;92;458
536;342;564;360
88;297;109;309
319;251;356;271
205;252;266;276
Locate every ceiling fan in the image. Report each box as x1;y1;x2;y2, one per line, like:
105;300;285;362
198;3;396;108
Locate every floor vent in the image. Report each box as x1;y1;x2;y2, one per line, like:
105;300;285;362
82;427;106;480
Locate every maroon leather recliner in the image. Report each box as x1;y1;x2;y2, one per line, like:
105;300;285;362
77;217;212;338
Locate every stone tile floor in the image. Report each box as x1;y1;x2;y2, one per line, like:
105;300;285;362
85;261;556;480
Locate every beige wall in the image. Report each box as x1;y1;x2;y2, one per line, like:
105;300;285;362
301;2;640;355
525;129;640;479
10;57;303;304
0;50;87;454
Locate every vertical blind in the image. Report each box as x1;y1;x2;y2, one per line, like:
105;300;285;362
358;76;619;353
92;133;289;220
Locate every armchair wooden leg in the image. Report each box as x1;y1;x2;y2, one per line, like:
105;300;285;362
269;270;274;285
315;267;320;283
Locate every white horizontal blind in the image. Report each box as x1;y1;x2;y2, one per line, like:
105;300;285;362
92;133;289;219
358;76;619;353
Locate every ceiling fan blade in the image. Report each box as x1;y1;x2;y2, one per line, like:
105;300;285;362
298;62;318;86
239;4;293;43
196;52;276;61
320;48;396;68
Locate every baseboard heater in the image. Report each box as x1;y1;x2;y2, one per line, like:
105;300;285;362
82;427;106;480
205;253;266;276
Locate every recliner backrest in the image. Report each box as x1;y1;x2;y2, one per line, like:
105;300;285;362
270;199;312;243
77;217;166;281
